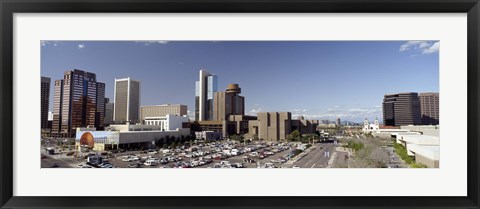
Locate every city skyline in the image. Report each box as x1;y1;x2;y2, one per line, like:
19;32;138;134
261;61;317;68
41;41;439;122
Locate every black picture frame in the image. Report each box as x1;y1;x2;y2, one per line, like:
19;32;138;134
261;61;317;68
1;0;479;208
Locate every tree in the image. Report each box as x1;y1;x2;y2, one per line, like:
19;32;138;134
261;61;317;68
230;134;244;141
287;130;301;141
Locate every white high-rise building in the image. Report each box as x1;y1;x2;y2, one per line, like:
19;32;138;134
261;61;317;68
114;77;141;124
195;69;217;121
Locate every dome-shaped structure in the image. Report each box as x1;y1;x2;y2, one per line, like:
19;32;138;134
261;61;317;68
79;132;95;148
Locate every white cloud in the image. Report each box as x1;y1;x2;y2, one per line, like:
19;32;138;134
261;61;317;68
41;41;61;47
245;105;381;122
399;41;423;52
135;41;170;46
78;44;85;49
418;42;430;49
248;108;263;116
289;105;381;122
399;41;439;55
422;41;440;54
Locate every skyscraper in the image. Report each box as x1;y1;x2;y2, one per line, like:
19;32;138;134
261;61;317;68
94;85;105;129
104;98;114;126
51;69;105;137
383;92;421;126
419;92;439;125
52;80;63;134
213;84;245;121
114;77;140;124
41;77;51;129
195;69;217;121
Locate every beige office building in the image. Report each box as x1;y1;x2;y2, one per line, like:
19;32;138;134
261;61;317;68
248;112;292;141
419;92;439;125
140;104;187;123
292;116;320;135
213;84;245;121
247;112;319;141
114;77;140;124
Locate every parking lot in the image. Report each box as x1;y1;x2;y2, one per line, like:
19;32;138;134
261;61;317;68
42;139;321;168
106;140;305;168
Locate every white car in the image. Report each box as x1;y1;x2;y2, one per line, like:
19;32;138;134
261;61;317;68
144;159;159;166
220;161;231;166
264;163;275;168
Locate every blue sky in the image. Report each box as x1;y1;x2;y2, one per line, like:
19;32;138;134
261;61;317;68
41;41;439;123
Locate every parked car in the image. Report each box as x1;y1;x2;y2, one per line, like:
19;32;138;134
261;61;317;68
144;159;159;166
128;163;140;168
233;163;244;168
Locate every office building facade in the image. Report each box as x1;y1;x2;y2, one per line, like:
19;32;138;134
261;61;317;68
41;77;51;129
419;92;439;125
213;84;245;121
140;104;187;123
95;83;106;129
114;77;140;124
104;98;114;126
187;120;236;138
52;69;105;137
248;112;292;141
195;69;217;121
292;116;320;135
144;114;189;131
228;115;258;135
383;92;421;126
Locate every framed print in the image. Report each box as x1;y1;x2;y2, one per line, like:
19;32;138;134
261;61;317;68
1;0;479;208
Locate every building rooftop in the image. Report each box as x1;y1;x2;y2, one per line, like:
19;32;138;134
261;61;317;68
141;104;185;107
407;144;440;160
397;134;439;145
380;125;400;129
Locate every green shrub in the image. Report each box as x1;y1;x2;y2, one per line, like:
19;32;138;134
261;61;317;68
411;163;428;168
345;141;364;151
393;142;428;168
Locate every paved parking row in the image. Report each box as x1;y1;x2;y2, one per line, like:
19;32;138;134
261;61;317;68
102;141;300;168
42;140;320;168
